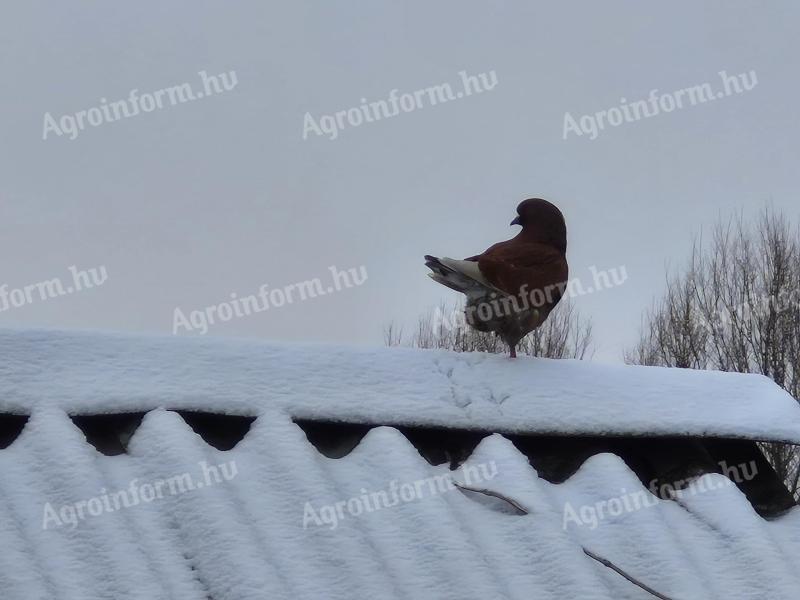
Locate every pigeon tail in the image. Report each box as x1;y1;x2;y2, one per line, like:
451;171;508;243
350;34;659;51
424;255;503;296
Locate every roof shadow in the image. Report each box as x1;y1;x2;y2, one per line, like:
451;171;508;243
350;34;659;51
294;420;372;458
703;438;797;518
70;413;146;456
176;411;256;451
395;425;488;469
294;419;487;469
0;414;29;449
294;419;797;518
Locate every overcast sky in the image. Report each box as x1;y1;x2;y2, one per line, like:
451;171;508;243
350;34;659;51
1;1;798;362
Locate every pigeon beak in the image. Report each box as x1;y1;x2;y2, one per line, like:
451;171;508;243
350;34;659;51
510;216;521;227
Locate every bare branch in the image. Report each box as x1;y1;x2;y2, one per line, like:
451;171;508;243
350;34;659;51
453;482;530;514
583;547;678;600
626;206;800;497
388;298;595;359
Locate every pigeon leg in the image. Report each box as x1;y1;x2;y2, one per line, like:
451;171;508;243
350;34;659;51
509;345;517;359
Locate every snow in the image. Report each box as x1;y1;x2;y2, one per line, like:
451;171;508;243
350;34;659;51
3;409;800;599
2;328;800;443
2;328;800;599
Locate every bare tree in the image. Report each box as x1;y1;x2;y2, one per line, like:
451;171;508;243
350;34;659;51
386;297;594;359
626;207;800;496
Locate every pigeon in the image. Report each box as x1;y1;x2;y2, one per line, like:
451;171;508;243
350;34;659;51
425;198;569;358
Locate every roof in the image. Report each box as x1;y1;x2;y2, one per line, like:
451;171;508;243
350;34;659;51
2;328;800;443
1;329;800;600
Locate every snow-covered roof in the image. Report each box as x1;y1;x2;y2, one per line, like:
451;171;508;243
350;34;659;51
2;328;800;443
2;329;800;599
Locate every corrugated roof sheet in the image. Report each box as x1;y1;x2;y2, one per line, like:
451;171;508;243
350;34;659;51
2;329;799;599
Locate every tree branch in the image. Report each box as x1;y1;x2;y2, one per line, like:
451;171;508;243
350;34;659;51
582;547;678;600
455;484;680;599
453;482;529;515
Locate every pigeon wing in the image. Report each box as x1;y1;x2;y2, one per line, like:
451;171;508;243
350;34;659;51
475;241;568;300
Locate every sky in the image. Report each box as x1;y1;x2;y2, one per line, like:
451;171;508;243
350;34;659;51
0;1;798;362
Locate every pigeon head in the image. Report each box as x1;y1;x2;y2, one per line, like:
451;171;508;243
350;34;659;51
510;198;567;254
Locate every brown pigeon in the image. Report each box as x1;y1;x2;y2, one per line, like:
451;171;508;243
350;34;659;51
425;198;569;358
